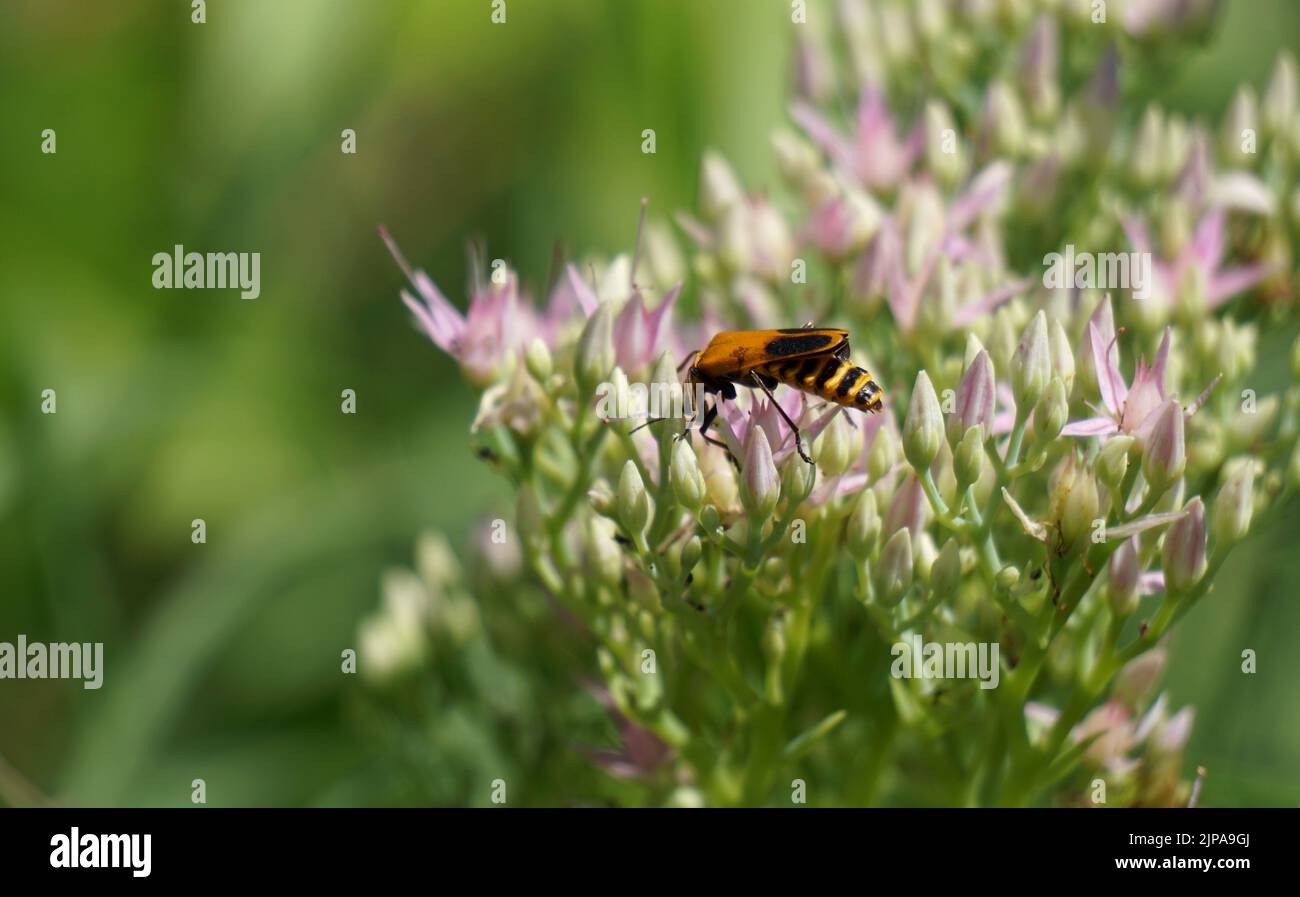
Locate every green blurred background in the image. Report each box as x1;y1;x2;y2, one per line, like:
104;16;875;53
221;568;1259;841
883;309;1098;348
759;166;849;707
0;0;1297;807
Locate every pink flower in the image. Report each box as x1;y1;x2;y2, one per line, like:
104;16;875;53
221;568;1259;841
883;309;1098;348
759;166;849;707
1123;210;1274;313
383;228;536;386
1063;300;1184;441
855;164;1030;334
613;285;682;377
1073;700;1139;773
713;387;840;470
791;84;921;193
559;263;682;378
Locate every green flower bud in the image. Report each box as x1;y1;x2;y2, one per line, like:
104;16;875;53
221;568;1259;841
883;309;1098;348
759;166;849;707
1113;648;1166;708
617;460;652;539
1290;439;1300;489
524;337;552;383
1097;435;1134;493
873;528;912;607
1049;319;1075;396
1131;105;1165;188
903;370;944;472
780;452;817;507
846;488;881;560
740;428;780;519
1141;399;1186;495
771;130;822;191
1012;310;1051;412
587;479;616;517
602;367;633;430
1231;394;1279;449
815;411;854;478
995;565;1020;591
699;503;722;535
912;531;938;586
700;150;744;221
925;99;964;185
1212;459;1256;546
1162;497;1207;593
963;333;987;372
1291;334;1300;381
1263;51;1298;138
666;786;705;808
643;220;684;291
585;514;624;587
575;301;616;394
680;535;703;580
984;80;1026;158
670;439;707;511
987;307;1018;378
954;425;986;492
1221;86;1259;166
931;538;962;597
869;425;900;480
718;205;754;274
1058;461;1099;549
1216;319;1256;384
1032;376;1069;444
1107;536;1140;617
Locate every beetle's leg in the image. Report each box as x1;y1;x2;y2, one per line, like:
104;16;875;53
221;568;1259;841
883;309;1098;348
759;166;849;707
695;398;739;468
678;373;701;442
749;371;814;466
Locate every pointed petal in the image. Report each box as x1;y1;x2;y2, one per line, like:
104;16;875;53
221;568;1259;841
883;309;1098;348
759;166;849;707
1150;327;1171;400
952;277;1032;328
1090;319;1128;414
1061;416;1120;437
790;101;855;174
1105;504;1193;541
1209;171;1276;216
1207;263;1275;307
402;288;465;354
646;283;682;357
1190;210;1226;271
949;162;1013;232
567;264;602;316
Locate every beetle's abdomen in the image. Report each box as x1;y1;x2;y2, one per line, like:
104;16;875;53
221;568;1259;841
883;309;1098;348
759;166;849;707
757;357;884;412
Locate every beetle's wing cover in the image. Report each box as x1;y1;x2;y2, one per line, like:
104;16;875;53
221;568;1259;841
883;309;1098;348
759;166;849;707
696;329;849;376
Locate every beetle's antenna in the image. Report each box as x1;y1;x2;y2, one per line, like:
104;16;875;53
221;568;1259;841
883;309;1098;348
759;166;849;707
630;195;649;292
628;416;672;435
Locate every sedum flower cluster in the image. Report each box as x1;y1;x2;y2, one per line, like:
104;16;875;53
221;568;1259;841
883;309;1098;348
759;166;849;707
368;0;1300;806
